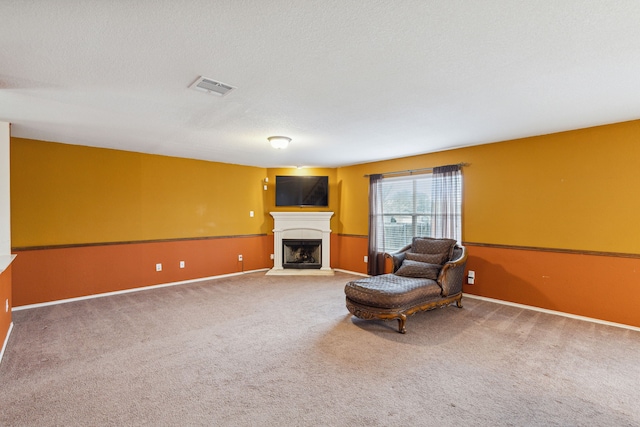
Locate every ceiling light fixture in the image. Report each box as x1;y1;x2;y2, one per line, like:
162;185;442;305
268;136;291;149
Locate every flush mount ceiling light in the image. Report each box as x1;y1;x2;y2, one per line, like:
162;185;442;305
268;136;291;149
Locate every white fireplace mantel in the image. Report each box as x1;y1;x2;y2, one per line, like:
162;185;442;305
268;212;334;275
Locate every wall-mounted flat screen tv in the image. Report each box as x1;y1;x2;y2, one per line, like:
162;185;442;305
275;175;329;207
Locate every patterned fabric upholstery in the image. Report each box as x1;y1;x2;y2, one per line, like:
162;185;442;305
344;274;441;309
410;237;456;264
439;258;466;297
405;252;444;264
346;243;467;333
395;260;441;279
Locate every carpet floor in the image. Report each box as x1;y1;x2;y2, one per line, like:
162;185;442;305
1;271;639;426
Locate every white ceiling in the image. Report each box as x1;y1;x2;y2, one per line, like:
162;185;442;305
2;1;640;168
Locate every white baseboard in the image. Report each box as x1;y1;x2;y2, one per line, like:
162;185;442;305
463;293;640;333
333;268;369;277
0;321;14;366
13;268;270;312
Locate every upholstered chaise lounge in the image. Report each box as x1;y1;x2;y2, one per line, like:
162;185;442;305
344;237;468;333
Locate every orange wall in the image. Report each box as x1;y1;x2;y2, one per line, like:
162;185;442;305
9;120;640;328
1;122;10;353
9;139;352;307
0;266;10;349
463;245;640;327
12;236;272;306
337;120;640;252
331;234;368;275
335;119;640;327
10;138;276;306
11;138;270;247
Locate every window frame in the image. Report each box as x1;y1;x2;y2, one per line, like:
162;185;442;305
373;173;434;253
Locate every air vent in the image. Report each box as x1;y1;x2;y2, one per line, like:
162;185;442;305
189;76;235;96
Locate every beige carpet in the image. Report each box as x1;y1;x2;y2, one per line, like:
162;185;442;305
1;271;639;426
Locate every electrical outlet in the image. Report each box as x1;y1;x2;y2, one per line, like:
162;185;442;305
156;263;162;272
5;299;8;313
179;261;185;268
238;254;243;261
270;254;274;260
249;211;254;217
364;255;368;263
467;270;475;285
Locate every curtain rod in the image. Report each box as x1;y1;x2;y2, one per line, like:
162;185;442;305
363;162;468;178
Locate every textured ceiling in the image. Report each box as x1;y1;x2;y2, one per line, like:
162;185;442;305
2;1;640;168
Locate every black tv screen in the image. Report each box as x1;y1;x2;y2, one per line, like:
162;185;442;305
275;176;329;207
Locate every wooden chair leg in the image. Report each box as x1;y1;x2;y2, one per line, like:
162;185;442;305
397;314;407;334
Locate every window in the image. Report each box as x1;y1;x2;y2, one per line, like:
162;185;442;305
369;165;462;272
375;174;433;252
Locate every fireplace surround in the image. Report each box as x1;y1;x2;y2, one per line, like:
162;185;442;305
268;212;334;275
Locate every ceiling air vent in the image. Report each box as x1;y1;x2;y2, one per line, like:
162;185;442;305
189;76;235;96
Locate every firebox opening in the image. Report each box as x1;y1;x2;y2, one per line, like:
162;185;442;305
283;239;322;269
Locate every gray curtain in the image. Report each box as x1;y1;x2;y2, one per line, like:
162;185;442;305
430;164;462;243
368;174;384;275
